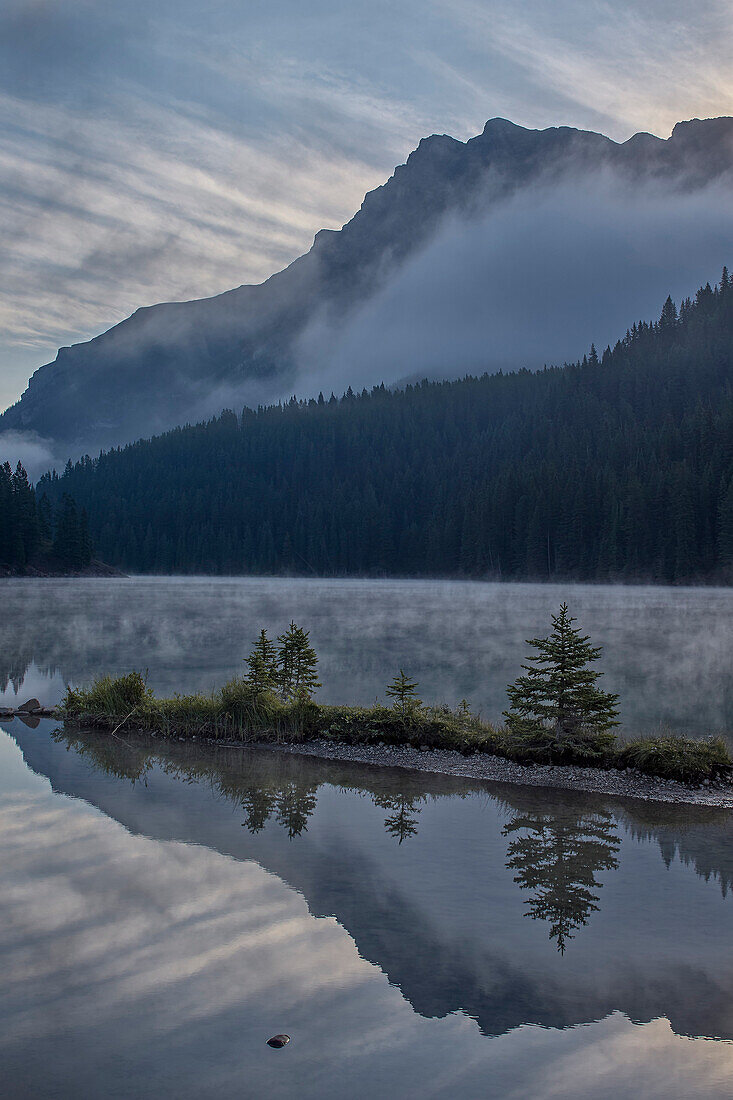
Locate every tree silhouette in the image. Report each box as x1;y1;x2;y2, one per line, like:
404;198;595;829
277;622;321;703
244;628;278;694
386;669;421;718
503;806;620;953
504;603;619;746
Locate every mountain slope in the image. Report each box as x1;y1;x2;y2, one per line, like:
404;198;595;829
42;270;733;582
3;116;733;453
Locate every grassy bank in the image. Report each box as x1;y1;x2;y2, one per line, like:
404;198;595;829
60;672;733;787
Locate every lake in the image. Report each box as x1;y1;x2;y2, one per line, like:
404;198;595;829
3;576;733;733
2;577;733;1097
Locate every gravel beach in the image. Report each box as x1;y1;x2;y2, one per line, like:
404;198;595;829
253;737;733;808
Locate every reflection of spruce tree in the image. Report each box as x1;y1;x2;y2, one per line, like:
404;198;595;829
373;792;423;843
503;809;620;953
240;786;279;833
275;782;318;839
239;780;318;838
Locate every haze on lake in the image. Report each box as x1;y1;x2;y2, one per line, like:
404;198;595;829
3;577;733;735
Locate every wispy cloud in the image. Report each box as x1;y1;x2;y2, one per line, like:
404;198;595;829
1;0;731;412
0;86;408;408
432;0;733;138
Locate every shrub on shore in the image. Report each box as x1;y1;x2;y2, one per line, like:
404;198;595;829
59;672;733;785
616;735;732;785
58;606;733;787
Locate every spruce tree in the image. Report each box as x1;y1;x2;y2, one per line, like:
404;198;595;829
244;628;278;694
277;621;321;702
386;670;421;718
504;603;619;745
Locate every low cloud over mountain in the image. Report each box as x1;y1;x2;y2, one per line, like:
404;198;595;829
2;115;732;462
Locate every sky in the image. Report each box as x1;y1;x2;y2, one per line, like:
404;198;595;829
1;0;732;412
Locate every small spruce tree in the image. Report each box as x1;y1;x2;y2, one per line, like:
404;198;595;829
244;628;278;694
386;670;421;718
503;603;619;748
277;621;321;703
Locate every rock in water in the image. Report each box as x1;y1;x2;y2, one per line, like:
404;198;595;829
18;698;41;713
266;1035;290;1049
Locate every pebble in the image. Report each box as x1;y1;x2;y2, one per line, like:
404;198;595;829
267;1035;290;1049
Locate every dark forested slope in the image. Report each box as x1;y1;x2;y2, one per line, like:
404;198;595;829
43;270;733;582
1;461;93;574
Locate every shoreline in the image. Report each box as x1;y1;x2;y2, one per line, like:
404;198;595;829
204;735;733;808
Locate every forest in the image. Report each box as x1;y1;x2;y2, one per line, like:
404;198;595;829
1;461;92;572
41;268;733;583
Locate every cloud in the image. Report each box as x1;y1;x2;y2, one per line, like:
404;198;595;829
0;428;66;479
294;169;733;398
1;0;732;414
0;89;403;411
433;0;733;139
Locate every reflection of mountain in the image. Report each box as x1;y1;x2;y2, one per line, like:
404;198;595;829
10;724;733;1042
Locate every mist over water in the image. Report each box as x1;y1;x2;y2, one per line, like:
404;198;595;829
2;576;732;736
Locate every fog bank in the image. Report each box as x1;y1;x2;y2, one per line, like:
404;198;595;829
295;171;733;397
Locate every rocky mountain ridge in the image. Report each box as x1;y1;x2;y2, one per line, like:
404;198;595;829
2;115;732;453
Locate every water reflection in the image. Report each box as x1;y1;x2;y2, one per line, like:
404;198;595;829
503;804;620;953
4;720;733;1097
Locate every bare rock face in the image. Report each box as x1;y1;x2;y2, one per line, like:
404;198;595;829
1;116;731;455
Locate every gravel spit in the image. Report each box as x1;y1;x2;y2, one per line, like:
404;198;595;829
244;738;733;808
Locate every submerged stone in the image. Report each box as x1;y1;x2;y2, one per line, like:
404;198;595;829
266;1034;290;1049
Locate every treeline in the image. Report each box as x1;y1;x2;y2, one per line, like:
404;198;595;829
1;461;92;571
43;269;733;582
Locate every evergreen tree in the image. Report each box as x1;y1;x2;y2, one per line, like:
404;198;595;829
244;628;279;694
386;669;421;717
504;603;619;742
276;621;321;702
53;493;83;568
37;493;53;544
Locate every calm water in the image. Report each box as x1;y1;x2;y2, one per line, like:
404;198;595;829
2;575;733;732
2;577;733;1098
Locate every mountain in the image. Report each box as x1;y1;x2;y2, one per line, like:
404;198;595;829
2;115;733;453
41;270;733;582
